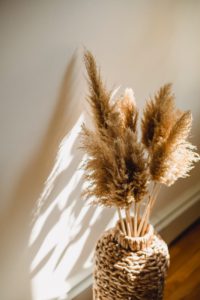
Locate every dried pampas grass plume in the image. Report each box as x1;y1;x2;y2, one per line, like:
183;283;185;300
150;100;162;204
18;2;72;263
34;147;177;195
117;88;138;133
81;125;148;208
84;50;120;139
150;111;200;185
142;83;176;150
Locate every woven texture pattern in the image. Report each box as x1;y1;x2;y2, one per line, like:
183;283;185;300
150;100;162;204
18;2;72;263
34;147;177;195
93;225;170;300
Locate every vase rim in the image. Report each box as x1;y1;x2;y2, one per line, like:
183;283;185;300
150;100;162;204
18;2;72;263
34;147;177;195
115;218;154;251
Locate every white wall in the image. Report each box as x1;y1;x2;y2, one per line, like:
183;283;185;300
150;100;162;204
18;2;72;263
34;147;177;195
0;1;200;299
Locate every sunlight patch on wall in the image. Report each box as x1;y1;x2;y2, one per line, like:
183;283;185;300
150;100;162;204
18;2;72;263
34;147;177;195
31;113;84;227
29;115;83;299
28;113;116;300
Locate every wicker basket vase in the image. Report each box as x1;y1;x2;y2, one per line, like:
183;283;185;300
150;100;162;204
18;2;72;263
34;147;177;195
93;219;170;300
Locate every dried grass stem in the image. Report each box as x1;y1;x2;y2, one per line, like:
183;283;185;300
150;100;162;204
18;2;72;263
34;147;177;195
117;208;126;235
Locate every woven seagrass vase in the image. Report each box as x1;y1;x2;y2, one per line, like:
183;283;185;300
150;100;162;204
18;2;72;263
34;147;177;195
93;218;170;300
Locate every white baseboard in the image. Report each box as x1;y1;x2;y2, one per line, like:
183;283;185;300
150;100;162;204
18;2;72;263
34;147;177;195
70;184;200;300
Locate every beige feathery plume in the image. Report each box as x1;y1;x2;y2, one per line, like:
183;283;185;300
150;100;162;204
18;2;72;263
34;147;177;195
84;50;120;138
150;111;200;185
117;88;138;132
142;83;176;150
121;128;148;203
166;110;192;146
84;50;110;130
81;125;148;207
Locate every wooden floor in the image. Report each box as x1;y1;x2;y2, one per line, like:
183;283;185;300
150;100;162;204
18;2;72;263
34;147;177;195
164;219;200;300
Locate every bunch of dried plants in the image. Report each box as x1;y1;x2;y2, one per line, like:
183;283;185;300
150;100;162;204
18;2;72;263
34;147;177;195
81;50;200;237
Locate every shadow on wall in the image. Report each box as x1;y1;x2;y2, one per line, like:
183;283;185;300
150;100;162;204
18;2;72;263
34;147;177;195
0;51;83;300
27;52;116;298
28;94;115;300
0;49;115;300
